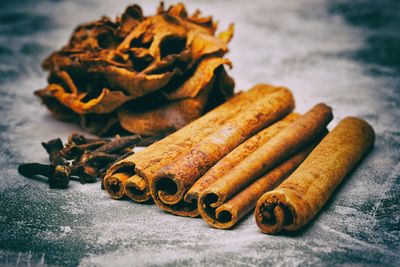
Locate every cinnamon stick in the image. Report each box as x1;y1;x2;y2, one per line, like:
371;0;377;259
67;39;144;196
104;84;281;200
124;174;149;202
199;144;319;229
104;172;132;199
198;103;332;218
150;86;295;216
184;113;300;212
255;117;375;234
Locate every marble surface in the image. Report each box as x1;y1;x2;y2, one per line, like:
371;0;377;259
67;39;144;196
0;0;399;266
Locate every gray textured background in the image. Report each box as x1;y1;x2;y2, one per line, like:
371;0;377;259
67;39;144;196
0;0;399;266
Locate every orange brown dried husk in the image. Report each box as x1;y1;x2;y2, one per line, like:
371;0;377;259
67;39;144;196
118;87;209;136
36;3;235;137
164;57;232;100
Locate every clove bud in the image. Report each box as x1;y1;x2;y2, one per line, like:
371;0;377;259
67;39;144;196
60;141;108;160
94;135;141;154
41;138;65;165
68;132;110;146
19;133;140;189
18;163;69;189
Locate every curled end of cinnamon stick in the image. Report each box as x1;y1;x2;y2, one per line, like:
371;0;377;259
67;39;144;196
125;174;151;202
255;191;297;234
183;190;198;205
215;207;237;229
150;175;199;217
198;190;237;229
152;175;185;205
104;171;131;199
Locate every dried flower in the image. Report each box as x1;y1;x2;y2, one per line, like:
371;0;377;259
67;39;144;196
35;3;235;137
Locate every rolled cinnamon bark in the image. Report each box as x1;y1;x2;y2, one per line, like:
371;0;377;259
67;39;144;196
199;143;319;229
103;84;283;200
198;103;332;217
184;113;300;206
121;90;254;201
149;113;299;215
255;117;375;234
124;174;148;202
151;86;295;216
104;172;132;199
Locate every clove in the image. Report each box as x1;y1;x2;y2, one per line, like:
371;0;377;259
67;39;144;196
60;141;108;160
94;135;141;154
85;152;121;166
19;133;140;189
18;163;53;178
50;165;70;189
41;138;65;165
18;163;69;189
68;132;110;145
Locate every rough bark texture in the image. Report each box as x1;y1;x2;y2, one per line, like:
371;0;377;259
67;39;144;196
104;84;281;201
151;85;295;216
199;144;317;229
198;103;333;216
255;117;375;234
184;113;300;209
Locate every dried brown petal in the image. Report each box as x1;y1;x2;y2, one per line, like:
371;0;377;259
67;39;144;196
166;3;188;18
187;23;234;64
139;15;188;62
164;57;232;100
187;10;216;32
42;50;80;72
118;85;211;136
37;3;235;137
116;4;145;38
84;61;181;98
143;48;191;75
116;18;153;53
218;23;235;44
34;88;75;121
69;16;119;50
37;83;131;114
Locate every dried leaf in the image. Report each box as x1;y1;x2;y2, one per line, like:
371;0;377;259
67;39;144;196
116;4;145;38
118;89;209;136
36;83;132;114
84;60;182;98
69;17;119;50
37;3;235;137
164;57;232;100
187;23;234;64
34;88;76;121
